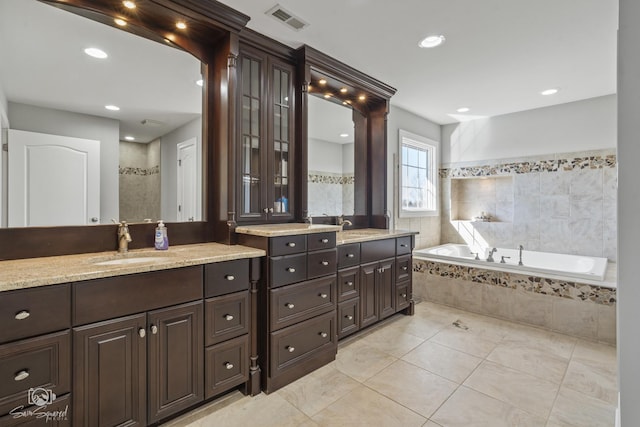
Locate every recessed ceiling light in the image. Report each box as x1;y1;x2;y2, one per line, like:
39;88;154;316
318;79;327;85
456;107;470;113
105;105;120;111
176;21;187;30
124;135;135;141
358;95;366;101
123;1;136;9
340;133;349;138
114;18;127;26
324;93;331;99
84;47;108;59
340;87;348;93
419;35;445;48
541;88;559;96
196;79;204;87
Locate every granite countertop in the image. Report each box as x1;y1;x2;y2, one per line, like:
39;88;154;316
0;242;265;292
336;229;418;245
235;223;341;237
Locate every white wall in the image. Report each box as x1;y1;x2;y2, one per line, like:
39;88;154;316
7;102;119;223
387;104;442;249
442;94;617;164
0;84;7;227
618;0;639;424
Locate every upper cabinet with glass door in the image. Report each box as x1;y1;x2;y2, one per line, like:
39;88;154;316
237;46;295;223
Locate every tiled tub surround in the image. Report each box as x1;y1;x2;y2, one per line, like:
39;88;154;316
413;259;617;344
307;171;355;216
440;149;617;261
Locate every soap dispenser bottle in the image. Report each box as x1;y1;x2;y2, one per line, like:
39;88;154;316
155;220;169;250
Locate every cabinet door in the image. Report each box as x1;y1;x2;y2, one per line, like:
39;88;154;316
379;259;396;320
147;301;203;424
360;262;379;329
73;314;147;427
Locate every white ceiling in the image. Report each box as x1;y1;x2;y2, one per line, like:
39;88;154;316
218;0;618;125
308;95;354;144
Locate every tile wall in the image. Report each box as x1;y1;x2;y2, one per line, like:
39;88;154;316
119;139;161;222
440;149;617;261
307;171;354;217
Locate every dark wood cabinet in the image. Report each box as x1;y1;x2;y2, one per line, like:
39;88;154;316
237;47;295;223
360;258;395;328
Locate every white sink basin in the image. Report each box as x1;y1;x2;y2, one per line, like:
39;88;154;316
93;257;166;266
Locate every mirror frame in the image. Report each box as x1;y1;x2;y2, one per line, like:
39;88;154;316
0;0;250;260
297;46;397;229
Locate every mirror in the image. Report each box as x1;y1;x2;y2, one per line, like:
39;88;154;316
0;0;203;228
307;94;354;217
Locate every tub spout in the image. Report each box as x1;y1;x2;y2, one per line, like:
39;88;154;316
518;245;524;266
486;247;497;262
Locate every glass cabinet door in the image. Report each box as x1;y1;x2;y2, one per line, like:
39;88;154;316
271;64;291;216
240;55;263;219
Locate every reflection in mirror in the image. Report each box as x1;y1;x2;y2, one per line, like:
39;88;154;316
307;94;354;217
0;0;202;228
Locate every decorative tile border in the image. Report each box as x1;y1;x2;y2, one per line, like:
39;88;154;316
440;153;617;178
413;259;616;305
308;171;355;184
119;165;160;176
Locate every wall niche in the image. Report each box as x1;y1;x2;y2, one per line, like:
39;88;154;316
449;176;514;222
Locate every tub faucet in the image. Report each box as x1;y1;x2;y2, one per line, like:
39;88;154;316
117;221;132;253
500;256;511;264
470;252;480;260
518;245;524;266
486;247;497;262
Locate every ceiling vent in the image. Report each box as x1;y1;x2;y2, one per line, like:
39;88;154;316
140;119;165;127
266;4;309;31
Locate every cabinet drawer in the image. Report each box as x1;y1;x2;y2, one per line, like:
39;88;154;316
73;266;203;325
205;259;250;298
396;281;411;311
361;239;395;263
396;255;412;282
205;292;249;346
205;335;248;399
270;311;335;376
307;249;337;279
0;284;70;344
396;236;413;255
338;299;360;339
0;393;70;426
307;232;336;251
0;331;70;416
270;235;307;256
337;266;360;303
337;243;360;268
270;275;336;330
270;254;307;288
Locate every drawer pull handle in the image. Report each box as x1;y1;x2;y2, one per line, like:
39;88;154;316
403;266;408;271
286;303;295;309
225;275;235;281
225;314;234;321
401;244;408;248
347;253;355;258
319;293;328;299
15;310;30;320
150;325;158;335
224;362;234;370
319;332;328;338
346;315;354;320
321;261;329;266
401;293;407;298
287;242;296;248
346;281;354;287
321;238;329;243
14;370;29;381
286;267;296;273
287;346;295;353
138;328;146;338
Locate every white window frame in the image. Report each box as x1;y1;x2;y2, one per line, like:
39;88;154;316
398;129;439;217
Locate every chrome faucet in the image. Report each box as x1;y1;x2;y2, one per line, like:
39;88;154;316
117;221;132;253
337;215;353;231
486;247;497;262
518;245;524;266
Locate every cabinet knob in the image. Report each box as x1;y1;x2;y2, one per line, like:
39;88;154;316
347;253;355;258
287;242;296;248
319;332;328;338
401;293;407;298
321;238;329;243
346;281;354;287
286;267;296;273
346;315;354;320
319;293;328;299
285;303;295;309
224;362;234;370
138;328;146;338
263;208;269;213
225;314;234;321
402;266;408;271
14;370;29;381
14;310;30;320
401;243;408;248
321;261;329;266
225;275;235;281
287;346;295;353
150;325;158;335
269;208;274;213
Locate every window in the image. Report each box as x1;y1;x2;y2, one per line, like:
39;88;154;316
398;130;439;217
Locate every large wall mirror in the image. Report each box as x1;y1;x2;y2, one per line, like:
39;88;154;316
307;94;354;217
0;0;203;228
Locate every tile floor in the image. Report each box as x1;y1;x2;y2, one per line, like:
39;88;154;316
162;302;617;427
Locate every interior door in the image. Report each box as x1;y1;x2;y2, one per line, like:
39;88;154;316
177;138;198;222
8;129;100;227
